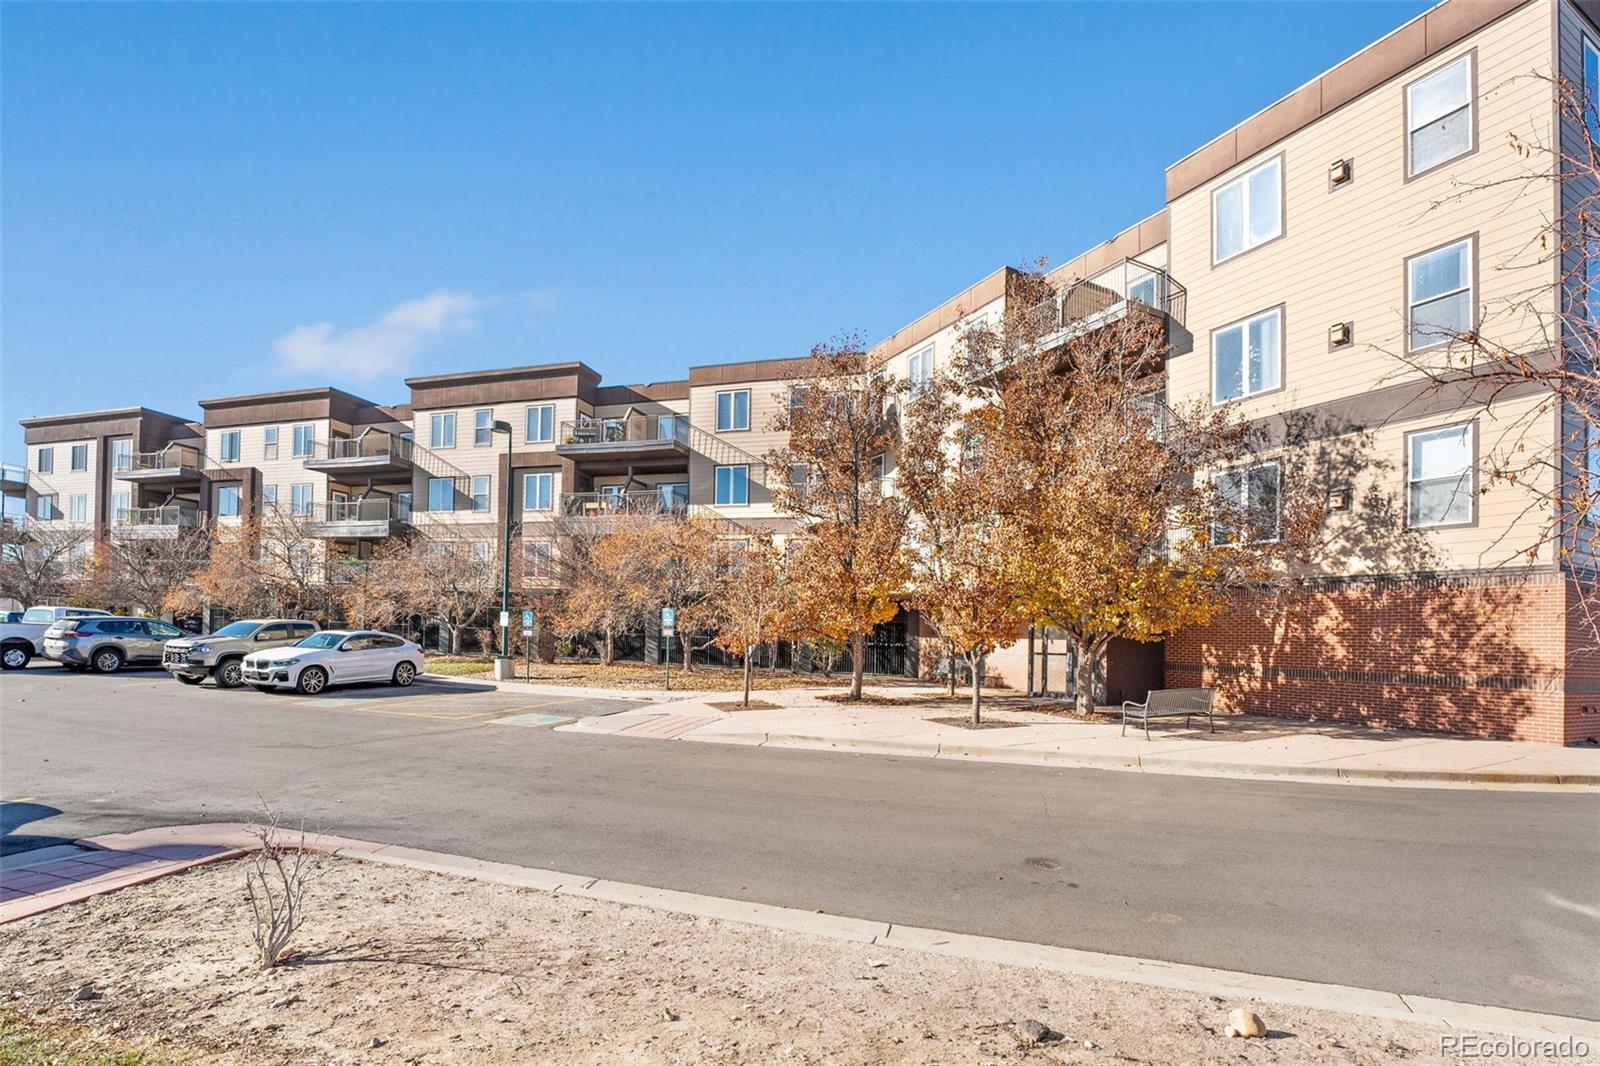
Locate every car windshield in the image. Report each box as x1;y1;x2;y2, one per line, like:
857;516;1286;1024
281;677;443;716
212;621;259;638
296;633;345;649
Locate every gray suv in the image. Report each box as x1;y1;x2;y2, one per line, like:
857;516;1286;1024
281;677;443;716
42;616;185;673
163;619;319;688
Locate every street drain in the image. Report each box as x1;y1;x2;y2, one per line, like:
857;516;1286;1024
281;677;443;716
1025;857;1061;870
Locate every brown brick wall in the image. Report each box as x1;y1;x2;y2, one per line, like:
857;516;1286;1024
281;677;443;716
1166;570;1597;745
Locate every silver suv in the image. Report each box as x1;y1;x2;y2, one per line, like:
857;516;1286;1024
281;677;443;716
163;619;319;688
43;616;185;673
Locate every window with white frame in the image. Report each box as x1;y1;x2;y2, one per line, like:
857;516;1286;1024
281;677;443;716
523;472;553;511
716;390;751;432
262;484;278;512
471;542;493;563
1586;422;1600;526
292;424;315;457
525;538;557;580
471;474;491;512
111;438;132;471
217;430;241;463
714;464;749;506
111;491;129;524
474;409;493;447
35;494;56;521
1212;463;1281;545
70;444;88;472
68;494;87;524
427;476;454;512
1585;37;1600;143
429;412;456;449
525;404;555;443
36;447;53;474
1212;307;1281;403
263;426;279;460
1407;238;1473;352
907;347;933;395
1406;54;1473;177
1407;422;1475;527
217;485;241;517
290;483;314;516
1212;156;1281;263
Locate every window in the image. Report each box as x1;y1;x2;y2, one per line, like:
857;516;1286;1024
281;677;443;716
69;444;88;472
111;491;129;523
789;385;810;413
714;464;749;506
523;472;553;511
907;347;933;395
1586;37;1600;142
111;438;131;471
291;483;314;517
263;427;279;460
68;494;87;524
1407;54;1473;177
471;475;491;512
1212;463;1281;545
430;413;456;449
716;390;751;432
474;409;494;447
471;542;493;562
1408;423;1475;528
526;404;555;444
1407;238;1473;352
1212;156;1281;263
35;494;56;521
525;539;557;579
396;491;412;521
217;485;241;517
658;414;687;443
217;430;241;463
1586;423;1600;526
1212;307;1282;403
427;476;455;512
292;424;315;458
147;621;182;639
36;447;53;474
262;484;278;512
870;453;888;481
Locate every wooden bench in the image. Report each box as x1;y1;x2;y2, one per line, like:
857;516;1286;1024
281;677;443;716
1121;688;1215;739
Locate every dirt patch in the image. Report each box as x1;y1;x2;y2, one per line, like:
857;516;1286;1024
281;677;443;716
926;717;1031;730
817;692;943;706
496;661;854;691
0;856;1489;1065
706;699;784;711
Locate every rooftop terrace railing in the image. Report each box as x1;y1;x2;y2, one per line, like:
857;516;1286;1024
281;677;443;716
559;414;690;448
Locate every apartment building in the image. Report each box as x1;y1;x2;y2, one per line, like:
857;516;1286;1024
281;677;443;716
10;0;1594;741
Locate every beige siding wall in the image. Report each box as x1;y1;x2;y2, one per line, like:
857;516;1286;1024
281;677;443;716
409;398;584;526
209;417;334;515
687;381;788;519
1168;0;1559;577
29;439;98;528
1558;1;1599;564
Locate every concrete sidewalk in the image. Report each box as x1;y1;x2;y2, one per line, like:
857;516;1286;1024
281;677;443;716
556;686;1600;789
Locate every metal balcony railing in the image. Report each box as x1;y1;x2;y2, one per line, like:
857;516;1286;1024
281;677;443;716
313;432;415;464
118;504;200;529
125;443;206;473
559;489;689;517
0;463;26;489
1050;257;1187;334
559;414;690;447
316;497;396;523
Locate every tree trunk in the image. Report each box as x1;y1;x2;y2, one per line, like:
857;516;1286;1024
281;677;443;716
969;653;984;724
1073;639;1100;716
849;631;866;700
449;625;461;655
602;626;615;666
742;653;753;707
946;639;957;697
679;632;693;674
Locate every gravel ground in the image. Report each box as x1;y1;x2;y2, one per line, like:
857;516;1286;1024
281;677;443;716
0;858;1535;1064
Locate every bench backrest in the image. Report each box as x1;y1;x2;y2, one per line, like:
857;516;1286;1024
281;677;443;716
1147;688;1213;712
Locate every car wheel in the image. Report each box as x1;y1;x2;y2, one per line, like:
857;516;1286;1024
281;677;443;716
92;647;125;674
392;661;417;687
176;674;205;686
296;666;328;695
212;658;244;689
1;645;30;670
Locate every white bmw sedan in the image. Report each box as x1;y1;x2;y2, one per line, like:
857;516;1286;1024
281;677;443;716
242;630;426;694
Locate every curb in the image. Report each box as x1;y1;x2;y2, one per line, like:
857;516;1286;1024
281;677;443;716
15;823;1596;1044
678;730;1600;790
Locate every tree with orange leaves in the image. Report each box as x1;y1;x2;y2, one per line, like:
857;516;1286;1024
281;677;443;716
711;529;792;706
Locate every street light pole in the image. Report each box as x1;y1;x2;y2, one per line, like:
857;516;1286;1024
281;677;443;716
493;420;515;676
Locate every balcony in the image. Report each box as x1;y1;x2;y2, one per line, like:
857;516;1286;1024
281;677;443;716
558;488;689;519
556;414;691;467
1040;257;1187;346
116;443;206;483
302;496;403;539
303;432;416;479
111;504;201;540
0;463;26;495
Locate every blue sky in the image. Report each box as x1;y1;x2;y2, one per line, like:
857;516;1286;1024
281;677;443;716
2;1;1429;460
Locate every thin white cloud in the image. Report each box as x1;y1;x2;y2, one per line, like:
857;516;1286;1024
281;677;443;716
274;289;501;380
521;287;560;312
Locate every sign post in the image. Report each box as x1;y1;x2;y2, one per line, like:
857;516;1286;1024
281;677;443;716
660;607;676;691
521;610;534;680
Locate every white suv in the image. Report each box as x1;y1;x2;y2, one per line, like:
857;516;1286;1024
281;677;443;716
242;630;425;694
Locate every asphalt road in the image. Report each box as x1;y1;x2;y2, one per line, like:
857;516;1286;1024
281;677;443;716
3;665;1598;1020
